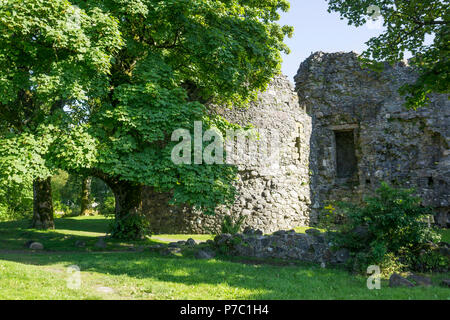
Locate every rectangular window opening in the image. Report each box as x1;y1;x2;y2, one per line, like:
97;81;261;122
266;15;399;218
334;130;358;179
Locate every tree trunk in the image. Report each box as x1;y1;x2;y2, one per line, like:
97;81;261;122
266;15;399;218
89;169;146;239
80;176;92;216
107;179;144;239
32;177;55;229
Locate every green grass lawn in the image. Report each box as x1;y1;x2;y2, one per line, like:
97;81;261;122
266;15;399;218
0;216;212;252
0;216;449;300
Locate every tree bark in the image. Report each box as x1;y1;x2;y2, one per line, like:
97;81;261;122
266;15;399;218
106;178;144;238
89;169;146;239
109;180;142;218
32;177;55;229
80;176;92;216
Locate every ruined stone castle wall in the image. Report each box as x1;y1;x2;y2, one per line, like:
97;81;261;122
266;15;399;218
143;75;312;234
143;51;449;234
295;52;449;226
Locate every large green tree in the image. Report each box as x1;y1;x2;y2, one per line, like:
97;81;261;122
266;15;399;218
71;0;293;238
0;0;122;228
327;0;449;108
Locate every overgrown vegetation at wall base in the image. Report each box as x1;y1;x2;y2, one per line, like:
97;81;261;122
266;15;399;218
324;183;447;274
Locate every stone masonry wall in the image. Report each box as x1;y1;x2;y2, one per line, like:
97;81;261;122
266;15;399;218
143;51;449;234
295;52;450;226
212;228;350;266
143;75;312;234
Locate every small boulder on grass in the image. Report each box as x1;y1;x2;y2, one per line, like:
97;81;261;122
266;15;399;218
29;242;44;250
24;240;35;248
75;240;86;248
186;238;197;247
94;237;107;249
389;273;415;288
407;274;432;287
195;248;216;260
160;248;174;256
441;279;450;288
169;242;180;248
147;244;165;252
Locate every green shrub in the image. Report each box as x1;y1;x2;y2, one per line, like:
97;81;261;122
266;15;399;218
220;215;246;235
98;195;115;216
0;184;33;222
53;200;74;217
317;203;346;230
108;213;150;240
400;247;449;273
329;182;441;273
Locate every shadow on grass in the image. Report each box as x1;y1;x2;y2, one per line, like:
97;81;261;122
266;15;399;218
2;250;448;299
54;216;111;234
0;217;160;252
0;250;373;299
0;218;369;299
1;218;449;299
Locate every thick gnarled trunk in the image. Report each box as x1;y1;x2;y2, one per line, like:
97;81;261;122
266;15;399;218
108;179;145;239
90;169;146;239
32;177;54;229
80;176;91;216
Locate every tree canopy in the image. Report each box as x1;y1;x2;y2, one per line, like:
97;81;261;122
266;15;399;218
0;0;122;227
0;0;122;174
327;0;449;109
60;0;294;237
0;0;293;235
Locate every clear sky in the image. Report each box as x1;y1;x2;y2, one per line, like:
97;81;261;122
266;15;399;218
278;0;385;82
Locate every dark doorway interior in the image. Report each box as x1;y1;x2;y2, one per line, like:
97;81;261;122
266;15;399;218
334;130;357;179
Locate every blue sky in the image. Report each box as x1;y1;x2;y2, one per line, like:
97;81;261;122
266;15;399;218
278;0;385;82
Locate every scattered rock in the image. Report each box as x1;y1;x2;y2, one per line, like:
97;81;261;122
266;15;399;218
215;233;232;245
389;273;415;288
168;242;180;248
407;274;432;287
24;240;36;248
195;249;216;260
440;279;450;287
147;244;165;252
160;248;173;256
186;238;197;247
243;227;263;236
75;240;86;248
94;237;107;249
29;242;44;250
243;227;254;235
211;228;350;266
334;248;350;263
169;247;182;254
